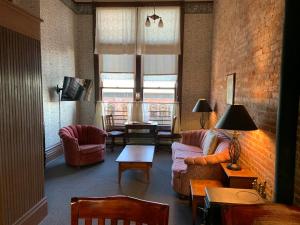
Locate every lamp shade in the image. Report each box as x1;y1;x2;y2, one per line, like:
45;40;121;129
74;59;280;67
192;99;212;112
215;105;257;131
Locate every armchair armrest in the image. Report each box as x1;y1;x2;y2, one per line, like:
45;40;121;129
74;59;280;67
60;136;79;152
88;126;108;144
180;129;207;146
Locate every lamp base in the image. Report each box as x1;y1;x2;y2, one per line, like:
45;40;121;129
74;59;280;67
227;163;241;171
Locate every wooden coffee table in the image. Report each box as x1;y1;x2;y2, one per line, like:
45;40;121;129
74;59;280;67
116;145;155;183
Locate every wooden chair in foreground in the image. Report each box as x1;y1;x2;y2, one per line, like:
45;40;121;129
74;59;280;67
103;114;126;150
71;195;169;225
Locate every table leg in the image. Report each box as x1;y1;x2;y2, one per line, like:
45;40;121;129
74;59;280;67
118;164;122;184
192;197;198;225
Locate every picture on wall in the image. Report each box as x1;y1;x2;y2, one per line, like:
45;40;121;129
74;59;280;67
226;73;236;104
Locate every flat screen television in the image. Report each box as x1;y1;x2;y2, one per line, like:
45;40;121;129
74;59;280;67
61;76;92;101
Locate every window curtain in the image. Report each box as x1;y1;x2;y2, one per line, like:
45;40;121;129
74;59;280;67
94;101;105;129
95;7;137;54
172;102;181;133
142;55;178;75
95;7;181;55
137;6;181;55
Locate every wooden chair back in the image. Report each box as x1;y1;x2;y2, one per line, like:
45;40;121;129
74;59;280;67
171;116;177;134
104;114;114;131
71;196;169;225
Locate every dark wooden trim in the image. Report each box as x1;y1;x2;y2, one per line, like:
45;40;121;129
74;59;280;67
13;197;48;225
0;0;42;40
136;55;142;101
93;5;100;102
94;1;183;7
177;2;184;121
45;143;63;164
274;0;300;204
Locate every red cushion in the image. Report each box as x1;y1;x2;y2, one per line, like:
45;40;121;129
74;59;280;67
79;144;105;154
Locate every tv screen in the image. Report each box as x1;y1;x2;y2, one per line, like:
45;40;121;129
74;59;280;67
61;76;92;101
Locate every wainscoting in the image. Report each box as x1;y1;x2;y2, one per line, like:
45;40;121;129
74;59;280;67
0;1;46;224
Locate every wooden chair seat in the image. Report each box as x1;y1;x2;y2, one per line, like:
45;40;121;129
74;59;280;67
71;195;169;225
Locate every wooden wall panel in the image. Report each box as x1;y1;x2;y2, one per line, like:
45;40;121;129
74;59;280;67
0;26;45;225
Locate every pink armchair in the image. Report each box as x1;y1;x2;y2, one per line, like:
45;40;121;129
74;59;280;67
171;129;230;196
59;125;108;166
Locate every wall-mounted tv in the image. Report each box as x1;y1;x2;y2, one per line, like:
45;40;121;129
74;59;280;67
61;76;92;101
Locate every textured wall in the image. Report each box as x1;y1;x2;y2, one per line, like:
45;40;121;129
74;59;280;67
40;0;77;149
76;15;95;125
295;101;300;206
210;0;285;200
181;12;213;131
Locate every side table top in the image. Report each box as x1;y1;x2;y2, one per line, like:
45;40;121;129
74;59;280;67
190;179;223;197
205;187;265;206
221;163;257;179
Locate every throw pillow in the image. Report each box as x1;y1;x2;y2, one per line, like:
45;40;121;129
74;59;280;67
202;130;218;155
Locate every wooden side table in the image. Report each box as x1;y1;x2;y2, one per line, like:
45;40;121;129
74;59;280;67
204;187;265;225
190;179;223;225
221;163;257;188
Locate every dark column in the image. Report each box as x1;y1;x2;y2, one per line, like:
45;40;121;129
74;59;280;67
275;0;300;203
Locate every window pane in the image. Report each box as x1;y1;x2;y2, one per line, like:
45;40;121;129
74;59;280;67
102;88;133;102
143;103;173;126
101;54;135;73
101;73;134;88
143;55;178;75
103;102;129;125
144;75;177;88
143;89;175;103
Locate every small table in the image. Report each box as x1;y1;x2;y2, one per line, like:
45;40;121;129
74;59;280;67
124;121;158;144
221;163;257;188
190;179;223;225
205;187;265;225
116;145;155;183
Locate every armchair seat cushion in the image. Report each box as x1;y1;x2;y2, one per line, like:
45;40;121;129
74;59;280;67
79;144;106;154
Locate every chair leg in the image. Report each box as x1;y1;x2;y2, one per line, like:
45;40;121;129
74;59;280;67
111;137;115;151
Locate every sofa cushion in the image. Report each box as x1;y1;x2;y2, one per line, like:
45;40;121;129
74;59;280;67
171;142;202;160
202;130;218;155
174;149;202;160
172;158;187;174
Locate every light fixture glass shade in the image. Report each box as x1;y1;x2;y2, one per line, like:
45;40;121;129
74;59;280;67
215;104;257;131
158;18;164;27
192;99;212;112
145;17;151;27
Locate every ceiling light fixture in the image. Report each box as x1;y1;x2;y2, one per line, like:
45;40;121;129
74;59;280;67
145;6;163;28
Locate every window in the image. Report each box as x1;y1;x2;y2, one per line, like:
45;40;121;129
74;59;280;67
100;55;135;125
95;6;181;126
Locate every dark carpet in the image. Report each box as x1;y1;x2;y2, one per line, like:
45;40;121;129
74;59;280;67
39;146;196;225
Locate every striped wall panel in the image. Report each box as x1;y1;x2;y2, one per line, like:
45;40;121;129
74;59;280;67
0;26;45;225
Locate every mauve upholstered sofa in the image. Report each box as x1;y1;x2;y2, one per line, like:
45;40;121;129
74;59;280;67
59;125;108;166
171;129;230;196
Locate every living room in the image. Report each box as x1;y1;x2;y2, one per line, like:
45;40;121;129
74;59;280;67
0;0;299;225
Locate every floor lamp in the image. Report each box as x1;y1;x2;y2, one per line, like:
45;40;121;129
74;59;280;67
192;99;212;129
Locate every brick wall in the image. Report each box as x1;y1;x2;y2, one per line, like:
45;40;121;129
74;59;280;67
210;0;285;200
295;101;300;206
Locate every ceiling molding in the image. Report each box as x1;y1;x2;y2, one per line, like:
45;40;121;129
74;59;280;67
61;0;213;15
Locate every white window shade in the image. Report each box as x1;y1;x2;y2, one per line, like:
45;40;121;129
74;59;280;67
100;54;135;73
137;6;181;55
142;55;178;75
95;8;137;54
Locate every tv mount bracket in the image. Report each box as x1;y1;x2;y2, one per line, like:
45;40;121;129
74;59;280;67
56;85;63;94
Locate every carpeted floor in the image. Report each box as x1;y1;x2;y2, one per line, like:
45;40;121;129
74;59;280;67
39;146;198;225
